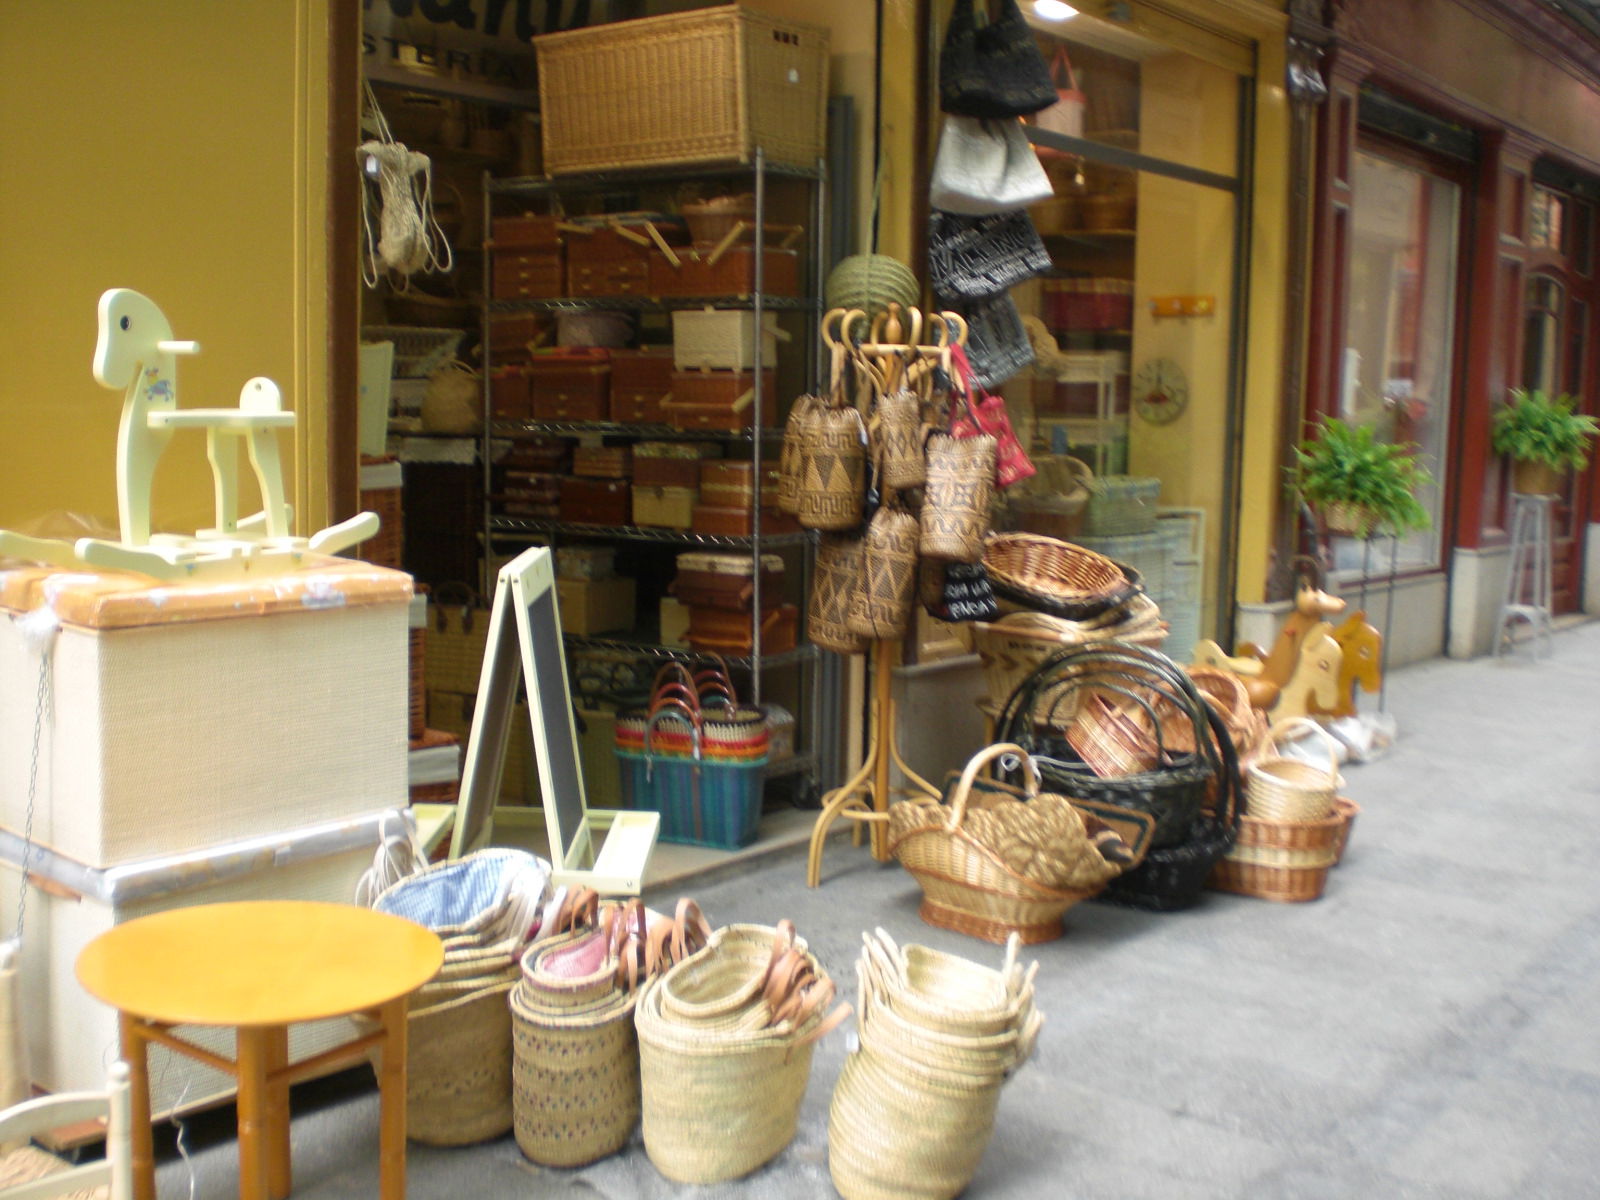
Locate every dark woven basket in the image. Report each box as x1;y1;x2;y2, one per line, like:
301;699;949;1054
995;646;1229;859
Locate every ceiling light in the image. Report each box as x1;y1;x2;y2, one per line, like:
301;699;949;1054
1034;0;1078;19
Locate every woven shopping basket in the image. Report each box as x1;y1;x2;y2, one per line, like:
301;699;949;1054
1245;717;1344;821
887;743;1148;944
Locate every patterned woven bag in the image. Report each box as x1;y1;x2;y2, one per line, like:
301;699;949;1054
776;394;822;515
798;396;868;532
926;208;1051;300
848;502;921;640
810;533;870;655
873;388;927;492
921;431;996;563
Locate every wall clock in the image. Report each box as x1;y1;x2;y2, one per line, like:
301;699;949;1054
1133;358;1189;425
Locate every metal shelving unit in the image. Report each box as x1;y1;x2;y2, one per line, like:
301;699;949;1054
480;150;828;799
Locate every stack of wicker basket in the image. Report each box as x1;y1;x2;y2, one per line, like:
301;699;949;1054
634;920;848;1184
367;849;552;1145
828;930;1043;1200
510;897;711;1168
1210;717;1358;902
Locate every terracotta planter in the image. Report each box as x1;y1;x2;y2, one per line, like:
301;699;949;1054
1511;459;1564;496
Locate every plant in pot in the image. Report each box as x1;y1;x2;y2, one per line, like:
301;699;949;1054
1490;388;1599;496
1293;417;1433;538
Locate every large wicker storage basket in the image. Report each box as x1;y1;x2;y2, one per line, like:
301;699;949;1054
534;5;830;174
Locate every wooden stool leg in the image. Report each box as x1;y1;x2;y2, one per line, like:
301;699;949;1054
119;1013;156;1200
376;997;410;1200
264;1025;292;1200
235;1026;270;1200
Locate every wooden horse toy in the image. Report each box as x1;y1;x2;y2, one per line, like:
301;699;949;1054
1267;622;1342;722
1192;582;1347;710
1308;611;1383;720
0;288;377;581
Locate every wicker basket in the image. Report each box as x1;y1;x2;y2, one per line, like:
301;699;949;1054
534;6;830;174
982;533;1139;619
681;193;756;243
1330;796;1360;865
400;974;519;1146
1208;845;1334;903
887;744;1138;945
1245;718;1344;821
970;600;1165;715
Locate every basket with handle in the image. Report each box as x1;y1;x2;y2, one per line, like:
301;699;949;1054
887;743;1145;945
1245;718;1344;821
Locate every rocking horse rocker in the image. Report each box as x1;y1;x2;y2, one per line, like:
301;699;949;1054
0;288;378;581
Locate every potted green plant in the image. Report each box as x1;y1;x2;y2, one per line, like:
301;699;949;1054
1292;417;1433;538
1490;388;1599;495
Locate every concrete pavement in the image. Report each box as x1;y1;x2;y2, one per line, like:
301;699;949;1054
154;621;1600;1198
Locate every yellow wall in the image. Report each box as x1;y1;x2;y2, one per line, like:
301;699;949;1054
0;1;333;541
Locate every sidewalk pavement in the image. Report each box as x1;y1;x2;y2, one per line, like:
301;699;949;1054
157;622;1600;1198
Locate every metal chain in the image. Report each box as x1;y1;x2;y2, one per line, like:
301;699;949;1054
15;641;52;944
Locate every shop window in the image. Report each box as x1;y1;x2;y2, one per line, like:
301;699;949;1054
1530;186;1566;254
1522;274;1565;396
1334;150;1461;576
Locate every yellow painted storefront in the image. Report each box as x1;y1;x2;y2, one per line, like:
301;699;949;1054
1;0;1289;643
0;1;336;542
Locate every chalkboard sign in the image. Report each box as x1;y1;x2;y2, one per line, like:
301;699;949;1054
452;547;657;894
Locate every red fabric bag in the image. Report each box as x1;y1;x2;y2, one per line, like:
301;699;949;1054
949;343;1036;489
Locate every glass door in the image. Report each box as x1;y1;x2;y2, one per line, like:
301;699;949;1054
1332;149;1462;578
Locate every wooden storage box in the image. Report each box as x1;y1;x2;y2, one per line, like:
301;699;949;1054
490;365;532;421
556;576;638;635
632;484;698;529
634;441;715;488
489;314;551;362
665;369;777;431
491;248;565;301
685;602;799;655
651;246;800;298
572;445;633;478
492;214;564;250
529;354;611;422
559;476;631;525
610;347;676;424
554;544;616;580
569;259;651;299
671;309;784;370
690;503;800;537
698;460;780;507
500;436;573;474
565;219;685;298
534;6;830;174
672;551;784;611
0;564;410;869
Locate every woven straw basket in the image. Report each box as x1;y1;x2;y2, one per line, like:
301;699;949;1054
1210;795;1359;903
1245;718;1344;821
887;744;1131;945
401;971;519;1145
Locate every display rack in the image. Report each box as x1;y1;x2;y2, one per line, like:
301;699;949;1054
480;150;828;792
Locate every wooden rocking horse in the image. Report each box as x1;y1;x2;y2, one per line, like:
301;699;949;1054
0;288;377;580
1308;611;1383;720
1192;582;1347;711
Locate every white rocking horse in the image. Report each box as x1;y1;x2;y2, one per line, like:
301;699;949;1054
0;288;378;581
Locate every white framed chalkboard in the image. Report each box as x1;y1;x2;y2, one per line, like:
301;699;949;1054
451;546;657;894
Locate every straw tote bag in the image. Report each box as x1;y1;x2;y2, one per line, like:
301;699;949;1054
1034;46;1087;153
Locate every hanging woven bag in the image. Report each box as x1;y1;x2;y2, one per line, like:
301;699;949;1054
921;430;996;562
798;392;868;531
873;387;927;491
810;533;870;655
847;498;921;640
776;393;822;515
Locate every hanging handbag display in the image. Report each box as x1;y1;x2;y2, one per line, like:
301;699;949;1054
929;117;1054;217
809;533;870;655
1033;46;1087;154
777;393;822;515
920;391;997;564
949;343;1036;489
926;208;1052;300
943;289;1035;389
938;0;1058;119
923;559;1000;623
797;388;869;532
847;479;921;641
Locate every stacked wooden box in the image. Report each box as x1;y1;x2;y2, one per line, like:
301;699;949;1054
553;543;636;636
671;550;797;656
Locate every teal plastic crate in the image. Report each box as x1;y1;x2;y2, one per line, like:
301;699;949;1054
615;747;767;849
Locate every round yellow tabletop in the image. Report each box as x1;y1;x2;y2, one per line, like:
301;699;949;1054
76;900;444;1027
